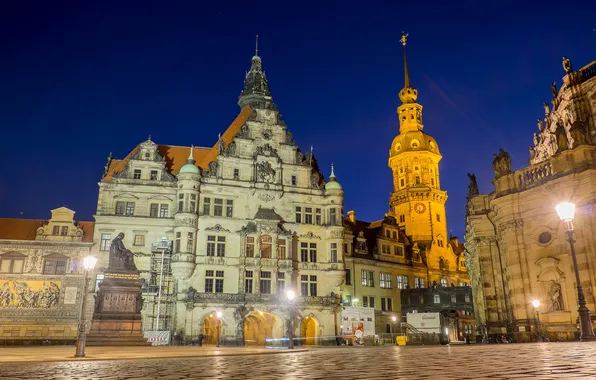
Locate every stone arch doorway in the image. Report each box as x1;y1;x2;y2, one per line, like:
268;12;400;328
201;314;221;345
244;311;284;345
301;316;318;346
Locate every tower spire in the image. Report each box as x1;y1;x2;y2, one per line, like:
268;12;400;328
400;32;410;88
255;34;259;56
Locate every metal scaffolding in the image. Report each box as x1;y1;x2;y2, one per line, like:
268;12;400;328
143;239;175;336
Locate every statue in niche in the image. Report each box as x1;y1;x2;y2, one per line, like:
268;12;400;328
569;119;588;146
543;102;550;116
548;280;564;312
492;149;511;178
295;151;304;164
310;172;321;189
227;141;236;156
562;57;573;74
533;133;539;146
218;139;226;155
467;173;479;197
186;287;197;303
555;121;569;153
537;119;545;132
237;124;249;138
208;161;218;177
551;82;558;98
109;232;138;271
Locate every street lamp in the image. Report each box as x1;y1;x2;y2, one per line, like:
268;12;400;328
351;298;358;306
531;299;541;341
215;311;223;347
74;256;97;358
286;290;296;349
555;202;596;341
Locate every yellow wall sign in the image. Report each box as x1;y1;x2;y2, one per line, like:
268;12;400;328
0;280;61;309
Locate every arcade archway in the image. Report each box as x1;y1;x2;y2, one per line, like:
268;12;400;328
244;312;284;345
301;316;318;346
201;315;221;345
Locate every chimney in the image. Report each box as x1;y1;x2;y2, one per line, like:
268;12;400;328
348;210;356;223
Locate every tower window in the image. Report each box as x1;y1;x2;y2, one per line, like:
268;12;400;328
291;175;297;185
133;169;142;179
431;178;435;186
399;215;405;223
436;214;441;222
234;168;239;179
415;176;420;184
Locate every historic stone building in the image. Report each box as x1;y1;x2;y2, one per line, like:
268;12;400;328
91;44;345;345
340;35;470;340
465;58;596;342
0;207;94;343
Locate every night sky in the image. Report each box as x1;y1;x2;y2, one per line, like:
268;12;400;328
1;1;594;239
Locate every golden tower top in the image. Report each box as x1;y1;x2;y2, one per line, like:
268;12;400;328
398;32;418;104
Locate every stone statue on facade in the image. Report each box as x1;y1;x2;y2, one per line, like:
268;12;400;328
467;173;479;197
555;121;569;153
218;139;226;155
257;161;276;183
492;149;512;178
537;119;545;132
208;161;218;177
310;172;321;189
237;124;249;139
529;146;536;160
186;287;197;303
569;119;588;147
548;280;564;312
562;57;573;74
543;102;550;116
109;232;138;271
226;141;236;156
551;82;558;98
533;133;539;146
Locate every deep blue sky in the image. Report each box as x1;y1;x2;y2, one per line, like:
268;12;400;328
1;1;594;239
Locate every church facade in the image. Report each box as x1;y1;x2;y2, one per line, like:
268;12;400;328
90;46;345;345
465;58;596;341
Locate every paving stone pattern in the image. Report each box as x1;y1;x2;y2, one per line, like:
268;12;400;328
2;342;596;379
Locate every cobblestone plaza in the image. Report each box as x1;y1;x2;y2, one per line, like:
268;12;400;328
1;343;596;379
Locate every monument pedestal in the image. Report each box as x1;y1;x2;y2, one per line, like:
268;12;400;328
87;270;151;346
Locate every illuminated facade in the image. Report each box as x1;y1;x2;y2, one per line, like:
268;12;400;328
465;58;596;341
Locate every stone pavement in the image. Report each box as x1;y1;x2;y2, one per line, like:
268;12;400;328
1;342;596;379
0;345;307;363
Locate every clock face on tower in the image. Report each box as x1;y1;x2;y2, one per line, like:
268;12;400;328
414;202;426;214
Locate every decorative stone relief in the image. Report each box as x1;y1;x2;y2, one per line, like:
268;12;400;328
257;193;275;203
0;280;61;309
256;161;276;183
205;224;231;233
208;161;218;177
175;218;198;228
498;219;524;235
299;232;321;240
254;144;279;158
330;230;344;239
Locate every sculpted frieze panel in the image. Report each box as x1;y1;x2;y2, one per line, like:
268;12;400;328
205;224;231;233
0;280;61;309
498;219;524;235
175;218;198;228
299;232;321;240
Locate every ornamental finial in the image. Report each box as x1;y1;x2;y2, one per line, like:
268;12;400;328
255;35;259;56
400;32;408;46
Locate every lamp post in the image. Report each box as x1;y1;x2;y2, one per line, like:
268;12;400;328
215;311;222;347
531;299;541;341
286;290;295;349
74;256;97;358
555;202;596;341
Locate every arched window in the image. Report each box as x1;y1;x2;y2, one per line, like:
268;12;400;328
260;235;272;258
433;294;441;304
0;252;26;274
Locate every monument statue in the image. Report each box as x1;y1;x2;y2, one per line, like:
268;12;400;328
467;173;479;197
548;280;564;312
492;149;512;178
562;57;573;74
109;232;138;271
555;122;569;153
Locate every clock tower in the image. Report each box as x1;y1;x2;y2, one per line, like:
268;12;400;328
388;34;449;255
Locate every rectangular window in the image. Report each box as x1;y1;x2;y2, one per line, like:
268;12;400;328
245;271;253;293
291;175;297;186
451;294;457;303
125;202;135;216
436;214;441;222
400;178;405;187
52;226;60;235
0;254;25;274
159;204;168;218
295;207;302;223
190;194;197;213
437;240;444;247
150;203;159;217
300;242;308;262
226;200;233;217
277;272;285;292
277;239;286;260
215;271;224;293
440;278;448;287
260;271;272;294
380;272;386;288
315;208;322;225
203;197;211;215
381;297;393;312
395;246;404;256
216;236;226;257
233;168;239;179
330;208;337;225
187;232;194;253
150;170;158;180
100;233;111;251
345;269;351;285
304;207;313;224
399;215;405;223
214;198;223;216
206;236;216;256
300;275;317;296
310;275;317;296
133;235;145;246
397;275;409;290
301;275;308;296
363;296;368;308
133;169;141;179
245;236;255;257
205;270;223;293
415;277;425;289
345;294;352;305
362;270;374;287
115;201;125;215
309;243;317;262
363;296;375;309
60;226;68;236
178;200;184;213
205;270;214;293
43;258;67;275
330;243;338;263
175;232;181;253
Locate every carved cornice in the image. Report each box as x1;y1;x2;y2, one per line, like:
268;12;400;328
205;224;231;233
298;232;321;240
498;219;523;235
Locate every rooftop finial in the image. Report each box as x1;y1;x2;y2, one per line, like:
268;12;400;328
255;35;259;56
401;32;411;88
188;145;194;160
330;162;336;180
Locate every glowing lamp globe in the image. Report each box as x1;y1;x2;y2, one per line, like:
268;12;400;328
532;299;540;308
83;256;98;270
555;202;576;222
391;316;397;322
286;290;295;301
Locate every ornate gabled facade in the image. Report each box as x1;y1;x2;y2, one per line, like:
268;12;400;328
339;35;470;341
91;43;345;346
0;207;94;343
465;58;596;342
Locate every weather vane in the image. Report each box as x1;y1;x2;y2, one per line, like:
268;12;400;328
400;32;409;46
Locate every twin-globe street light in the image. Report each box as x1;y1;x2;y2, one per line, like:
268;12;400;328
555;202;596;341
286;289;296;349
74;256;98;358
